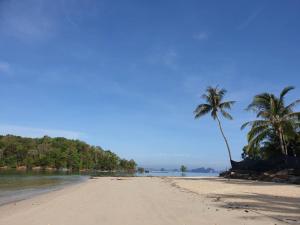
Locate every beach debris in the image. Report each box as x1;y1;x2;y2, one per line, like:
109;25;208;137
213;196;221;202
285;218;297;222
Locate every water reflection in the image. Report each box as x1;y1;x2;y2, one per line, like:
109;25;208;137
0;170;87;206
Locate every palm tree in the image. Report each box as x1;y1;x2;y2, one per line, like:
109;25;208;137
241;86;300;157
194;86;235;166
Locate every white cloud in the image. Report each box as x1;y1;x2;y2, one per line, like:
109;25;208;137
0;61;10;74
0;124;84;139
193;32;209;41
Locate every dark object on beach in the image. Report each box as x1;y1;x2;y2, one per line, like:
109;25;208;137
221;163;300;184
231;157;300;172
220;157;300;184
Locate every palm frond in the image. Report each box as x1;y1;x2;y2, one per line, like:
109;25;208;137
256;110;270;118
220;110;233;120
285;99;300;111
195;86;234;122
219;101;235;110
211;109;218;120
241;121;251;130
246;93;271;112
247;128;271;150
194;104;212;119
241;120;270;130
247;125;269;142
218;88;227;101
284;112;300;120
280;86;294;102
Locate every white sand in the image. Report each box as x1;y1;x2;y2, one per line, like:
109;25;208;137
0;177;299;225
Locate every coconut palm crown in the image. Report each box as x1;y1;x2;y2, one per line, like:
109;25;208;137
194;86;235;166
241;86;300;156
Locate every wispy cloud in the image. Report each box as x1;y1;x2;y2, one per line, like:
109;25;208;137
0;124;84;139
0;0;99;41
0;61;10;74
237;7;264;30
0;0;58;41
193;31;209;41
147;48;179;70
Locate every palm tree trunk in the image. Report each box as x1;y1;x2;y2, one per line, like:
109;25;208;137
278;128;288;156
216;115;233;167
279;132;286;155
282;136;290;156
278;128;288;164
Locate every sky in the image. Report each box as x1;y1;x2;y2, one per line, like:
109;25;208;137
0;0;300;170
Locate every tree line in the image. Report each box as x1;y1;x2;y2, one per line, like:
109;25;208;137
0;135;136;171
194;86;300;166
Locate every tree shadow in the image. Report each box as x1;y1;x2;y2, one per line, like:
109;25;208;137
175;177;300;223
214;192;300;224
178;177;300;187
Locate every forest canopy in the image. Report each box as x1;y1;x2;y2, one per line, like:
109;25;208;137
0;135;136;171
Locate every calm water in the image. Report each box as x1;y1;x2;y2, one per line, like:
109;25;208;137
0;170;218;206
0;170;88;206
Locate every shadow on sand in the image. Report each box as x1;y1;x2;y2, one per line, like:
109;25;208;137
178;177;300;186
177;177;300;224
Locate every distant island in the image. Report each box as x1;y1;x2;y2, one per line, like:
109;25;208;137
188;167;217;173
143;167;218;173
0;135;136;172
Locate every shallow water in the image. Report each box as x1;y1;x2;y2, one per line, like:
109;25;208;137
0;170;88;206
136;171;219;177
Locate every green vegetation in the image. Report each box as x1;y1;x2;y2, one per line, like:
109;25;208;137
180;165;187;173
194;86;235;166
0;135;136;171
241;86;300;160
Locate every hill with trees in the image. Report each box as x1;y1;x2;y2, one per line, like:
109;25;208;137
0;135;136;171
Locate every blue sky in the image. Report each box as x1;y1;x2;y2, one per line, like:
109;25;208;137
0;0;299;169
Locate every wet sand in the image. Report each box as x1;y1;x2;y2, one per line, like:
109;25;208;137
0;177;299;225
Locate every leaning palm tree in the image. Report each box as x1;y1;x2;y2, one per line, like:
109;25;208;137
194;86;235;166
241;86;300;157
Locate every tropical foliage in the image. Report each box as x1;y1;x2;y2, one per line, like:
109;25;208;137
0;135;136;171
241;86;300;159
194;86;235;165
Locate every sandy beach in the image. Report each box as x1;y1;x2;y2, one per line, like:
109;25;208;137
0;177;299;225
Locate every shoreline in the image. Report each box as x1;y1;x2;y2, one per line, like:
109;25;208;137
0;175;88;207
0;177;299;225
